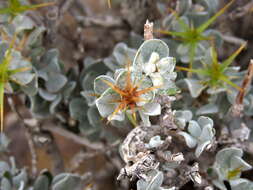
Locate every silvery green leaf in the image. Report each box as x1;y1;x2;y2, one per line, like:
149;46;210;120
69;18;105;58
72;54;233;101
199;0;219;14
9;51;34;85
199;124;215;142
174;110;193;121
179;43;206;63
49;94;62;114
95;88;120;118
230;179;253;190
188;120;202;138
0;42;8;63
142;102;161;116
139;110;151;126
203;29;223;47
136;78;155;106
150;72;164;87
215;148;243;170
21;77;38;96
177;43;189;56
197;116;213;128
0;177;11;190
0;161;10;176
127;32;143;49
10;156;17;175
52;173;81;190
195;141;211;157
81;90;96;106
94;75;114;94
137;170;164;190
62;81;76;100
148;136;164;148
34;175;50;190
38;89;57;101
174;110;193;129
207;87;226;94
87;106;103;128
12;15;35;32
178;132;197;148
212;179;227;190
13;169;28;189
0;133;10;152
26;26;45;47
171;16;189;32
113;43;136;67
160;187;176;190
69;98;88;122
187;11;209;27
29;95;50;118
230;156;252;171
176;0;192;14
156;57;176;74
196;104;219;115
175;117;187;129
108;110;125;121
37;49;61;72
184;78;206;98
133;39;169;73
79;120;99;139
45;73;67;93
162;14;174;30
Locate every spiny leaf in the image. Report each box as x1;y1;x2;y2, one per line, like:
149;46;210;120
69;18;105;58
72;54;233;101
7;67;31;75
221;43;247;71
158;30;189;38
19;2;55;11
176;66;209;76
197;0;234;33
189;42;197;70
220;75;241;91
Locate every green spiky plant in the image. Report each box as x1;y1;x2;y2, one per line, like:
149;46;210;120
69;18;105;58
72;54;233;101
159;0;234;69
0;0;54;20
177;43;246;93
0;34;33;132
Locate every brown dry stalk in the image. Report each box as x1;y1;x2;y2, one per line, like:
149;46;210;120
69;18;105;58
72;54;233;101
236;59;253;105
144;20;154;40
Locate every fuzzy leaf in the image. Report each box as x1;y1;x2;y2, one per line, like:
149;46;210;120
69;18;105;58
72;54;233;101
133;39;169;73
34;174;50;190
184;78;206;98
52;173;81;190
195;141;211;157
188;120;202;138
142;102;161;116
45;73;67;93
69;98;88;122
178;131;197;148
95;88;120;118
94;75;114;94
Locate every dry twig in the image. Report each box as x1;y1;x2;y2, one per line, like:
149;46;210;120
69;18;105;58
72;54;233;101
144;20;154;40
231;60;253;116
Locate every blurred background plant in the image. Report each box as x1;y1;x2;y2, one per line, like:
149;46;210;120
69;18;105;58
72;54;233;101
0;0;253;190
